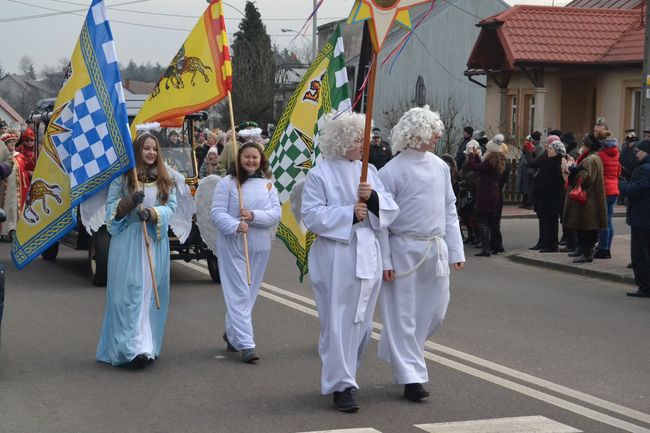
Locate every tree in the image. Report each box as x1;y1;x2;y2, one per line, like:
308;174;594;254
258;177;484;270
0;62;6;79
231;1;276;127
382;92;478;157
19;56;36;79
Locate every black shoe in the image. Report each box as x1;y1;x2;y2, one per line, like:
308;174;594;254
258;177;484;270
626;289;650;298
540;249;558;253
474;252;490;257
492;246;505;254
593;249;611;259
529;244;542;250
568;250;582;257
559;246;574;253
241;348;259;363
123;354;148;370
627;262;633;269
223;332;238;352
572;255;593;263
333;387;359;412
404;383;430;402
558;239;567;246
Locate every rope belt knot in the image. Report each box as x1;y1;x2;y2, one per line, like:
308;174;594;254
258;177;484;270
391;232;449;278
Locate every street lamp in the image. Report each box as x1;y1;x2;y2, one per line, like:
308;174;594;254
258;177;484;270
281;28;315;60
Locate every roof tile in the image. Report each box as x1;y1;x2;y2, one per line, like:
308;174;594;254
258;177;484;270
477;5;644;65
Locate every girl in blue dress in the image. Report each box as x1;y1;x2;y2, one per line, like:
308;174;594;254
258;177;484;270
96;133;177;369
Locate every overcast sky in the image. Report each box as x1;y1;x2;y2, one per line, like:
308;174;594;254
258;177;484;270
0;0;571;76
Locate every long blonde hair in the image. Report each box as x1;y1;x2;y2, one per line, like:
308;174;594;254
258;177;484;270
128;133;173;203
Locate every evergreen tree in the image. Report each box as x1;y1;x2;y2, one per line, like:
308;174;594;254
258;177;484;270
231;1;276;128
123;59;138;80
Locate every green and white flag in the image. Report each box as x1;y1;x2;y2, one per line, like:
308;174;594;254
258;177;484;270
266;26;350;281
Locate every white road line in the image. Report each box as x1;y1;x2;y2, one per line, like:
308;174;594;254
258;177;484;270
296;429;381;433
178;262;650;433
415;415;581;433
259;281;650;426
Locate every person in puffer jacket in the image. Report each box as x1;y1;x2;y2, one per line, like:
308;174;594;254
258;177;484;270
594;130;621;259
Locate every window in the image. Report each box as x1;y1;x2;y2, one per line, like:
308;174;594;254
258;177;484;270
508;95;517;138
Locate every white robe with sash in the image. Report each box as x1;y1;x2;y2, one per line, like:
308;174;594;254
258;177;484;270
211;175;281;350
377;149;465;384
301;158;398;394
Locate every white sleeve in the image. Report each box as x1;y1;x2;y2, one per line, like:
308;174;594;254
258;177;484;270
377;167;395;270
250;184;282;228
443;166;465;264
210;177;240;236
301;169;355;243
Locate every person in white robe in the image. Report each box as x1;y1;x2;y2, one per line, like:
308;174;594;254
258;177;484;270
211;142;281;363
377;106;465;401
97;133;177;369
301;112;399;412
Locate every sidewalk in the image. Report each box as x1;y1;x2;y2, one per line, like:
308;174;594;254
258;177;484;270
507;234;635;285
502;204;626;219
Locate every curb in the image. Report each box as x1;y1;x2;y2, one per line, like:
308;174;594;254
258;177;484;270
501;212;626;220
507;253;635;285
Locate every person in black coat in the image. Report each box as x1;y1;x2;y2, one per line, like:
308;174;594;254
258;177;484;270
534;140;566;252
467;137;506;257
619;140;650;298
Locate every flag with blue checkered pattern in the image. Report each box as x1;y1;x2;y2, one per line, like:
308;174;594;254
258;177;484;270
12;0;135;269
265;27;351;281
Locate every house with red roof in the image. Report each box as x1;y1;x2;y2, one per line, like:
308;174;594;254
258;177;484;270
465;4;645;144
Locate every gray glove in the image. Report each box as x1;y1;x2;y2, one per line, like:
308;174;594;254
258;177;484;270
130;190;145;206
137;208;151;222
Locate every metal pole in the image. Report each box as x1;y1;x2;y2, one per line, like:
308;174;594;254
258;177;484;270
642;0;650;132
312;0;318;60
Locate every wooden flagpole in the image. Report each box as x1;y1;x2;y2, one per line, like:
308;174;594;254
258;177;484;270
360;51;378;183
226;90;252;286
132;169;161;310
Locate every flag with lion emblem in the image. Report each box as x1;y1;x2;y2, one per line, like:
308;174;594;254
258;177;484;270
130;0;232;131
265;26;351;281
12;0;135;269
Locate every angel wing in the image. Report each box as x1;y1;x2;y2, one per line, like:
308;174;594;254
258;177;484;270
289;178;306;229
168;167;195;244
195;174;221;255
80;185;109;234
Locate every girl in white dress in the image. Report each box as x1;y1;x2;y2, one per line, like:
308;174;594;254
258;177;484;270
211;142;281;363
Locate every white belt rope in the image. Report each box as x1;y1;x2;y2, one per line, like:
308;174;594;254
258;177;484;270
392;233;447;278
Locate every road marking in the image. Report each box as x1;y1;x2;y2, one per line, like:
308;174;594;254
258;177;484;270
296;429;381;433
258;282;650;426
178;262;650;433
415;415;581;433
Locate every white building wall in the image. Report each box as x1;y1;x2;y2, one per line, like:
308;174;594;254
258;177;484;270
372;0;509;137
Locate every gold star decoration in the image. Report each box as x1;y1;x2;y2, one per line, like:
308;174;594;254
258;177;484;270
347;0;431;52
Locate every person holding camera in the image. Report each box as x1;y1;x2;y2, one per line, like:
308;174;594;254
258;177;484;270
96;133;177;369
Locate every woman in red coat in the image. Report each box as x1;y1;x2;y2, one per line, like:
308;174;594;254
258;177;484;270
594;131;621;259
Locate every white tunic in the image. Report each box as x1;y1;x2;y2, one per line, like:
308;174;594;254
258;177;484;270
301;159;398;394
377;149;465;384
211;175;281;350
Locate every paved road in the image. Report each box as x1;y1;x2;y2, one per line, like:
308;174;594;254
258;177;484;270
1;217;648;433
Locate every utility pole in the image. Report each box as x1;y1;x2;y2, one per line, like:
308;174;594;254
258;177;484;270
642;0;650;132
312;0;318;60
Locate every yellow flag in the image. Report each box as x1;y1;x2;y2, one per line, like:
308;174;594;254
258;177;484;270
130;0;232;132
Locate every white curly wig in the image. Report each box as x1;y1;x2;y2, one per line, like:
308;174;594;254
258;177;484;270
390;105;445;154
318;111;366;159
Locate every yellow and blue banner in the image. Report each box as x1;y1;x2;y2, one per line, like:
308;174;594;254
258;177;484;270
12;0;134;269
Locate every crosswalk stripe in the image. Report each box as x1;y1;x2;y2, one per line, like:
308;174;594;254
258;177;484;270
415;416;581;433
296;429;381;433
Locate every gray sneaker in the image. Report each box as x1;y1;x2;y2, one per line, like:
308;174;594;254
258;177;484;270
241;348;259;363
